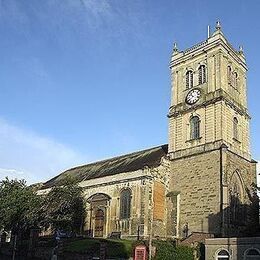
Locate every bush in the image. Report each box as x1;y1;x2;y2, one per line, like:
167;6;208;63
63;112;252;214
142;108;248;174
176;245;193;260
152;240;193;260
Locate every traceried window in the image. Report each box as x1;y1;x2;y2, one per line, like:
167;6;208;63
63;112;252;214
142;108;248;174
229;171;246;226
190;116;200;140
216;249;230;260
198;65;206;84
186;70;193;89
233;117;238;140
120;189;131;219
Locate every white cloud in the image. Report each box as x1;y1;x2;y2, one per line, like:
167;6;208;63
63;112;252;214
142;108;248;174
0;119;86;184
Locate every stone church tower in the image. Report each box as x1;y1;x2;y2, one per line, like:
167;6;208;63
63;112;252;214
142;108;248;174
40;22;258;241
168;21;258;238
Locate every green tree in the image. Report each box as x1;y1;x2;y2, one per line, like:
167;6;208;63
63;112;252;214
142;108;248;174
0;178;43;235
42;176;85;234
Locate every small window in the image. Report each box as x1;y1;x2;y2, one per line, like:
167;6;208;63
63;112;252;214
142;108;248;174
198;65;206;84
190;116;200;140
120;189;131;219
233;117;238;140
227;66;232;83
186;70;193;89
216;249;230;259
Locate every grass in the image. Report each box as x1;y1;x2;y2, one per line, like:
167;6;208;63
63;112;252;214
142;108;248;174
65;238;193;259
64;238;134;258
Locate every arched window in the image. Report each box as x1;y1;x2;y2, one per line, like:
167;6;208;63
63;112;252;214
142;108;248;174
227;66;232;84
120;189;131;219
229;171;246;225
233;117;238;140
198;65;206;84
245;248;260;259
216;249;230;260
233;72;238;88
190;116;200;140
186;70;193;89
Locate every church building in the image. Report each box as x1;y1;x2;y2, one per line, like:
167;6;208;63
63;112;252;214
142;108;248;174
39;22;258;240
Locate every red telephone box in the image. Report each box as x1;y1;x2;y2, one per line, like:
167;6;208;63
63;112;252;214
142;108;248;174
134;245;147;260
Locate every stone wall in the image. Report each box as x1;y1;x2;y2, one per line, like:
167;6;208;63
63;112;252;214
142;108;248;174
169;149;221;237
205;237;260;260
82;169;152;239
221;149;258;237
81;158;170;240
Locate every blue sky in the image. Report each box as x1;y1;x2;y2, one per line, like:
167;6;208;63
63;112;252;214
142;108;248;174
0;0;259;183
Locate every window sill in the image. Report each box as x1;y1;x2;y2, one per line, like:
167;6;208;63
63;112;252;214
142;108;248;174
186;137;202;143
184;83;206;92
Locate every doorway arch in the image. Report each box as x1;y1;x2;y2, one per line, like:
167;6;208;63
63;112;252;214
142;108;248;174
87;193;111;237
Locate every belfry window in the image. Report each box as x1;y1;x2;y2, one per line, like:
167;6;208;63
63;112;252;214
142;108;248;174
233;117;238;140
190;116;200;140
227;66;232;84
120;189;131;219
186;70;193;89
198;65;206;84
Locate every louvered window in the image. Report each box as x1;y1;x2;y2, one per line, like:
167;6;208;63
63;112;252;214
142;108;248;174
198;65;206;84
186;70;193;89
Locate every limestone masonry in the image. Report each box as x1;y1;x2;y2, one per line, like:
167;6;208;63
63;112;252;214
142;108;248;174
39;22;258;241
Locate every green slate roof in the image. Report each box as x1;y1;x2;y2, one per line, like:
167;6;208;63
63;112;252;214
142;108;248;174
43;144;168;189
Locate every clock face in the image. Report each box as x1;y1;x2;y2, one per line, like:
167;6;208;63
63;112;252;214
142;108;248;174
185;89;201;105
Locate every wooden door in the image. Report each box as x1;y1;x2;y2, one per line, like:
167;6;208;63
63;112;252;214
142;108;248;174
95;209;104;237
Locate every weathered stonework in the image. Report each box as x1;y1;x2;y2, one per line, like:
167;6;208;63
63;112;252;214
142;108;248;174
38;23;258;241
169;149;221;237
168;23;258;239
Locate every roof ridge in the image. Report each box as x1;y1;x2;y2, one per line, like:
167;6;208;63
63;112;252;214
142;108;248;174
62;144;168;173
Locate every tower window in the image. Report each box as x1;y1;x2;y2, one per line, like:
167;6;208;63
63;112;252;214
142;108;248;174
227;66;232;84
233;117;238;140
120;189;131;219
198;65;206;84
233;72;238;88
190;116;200;140
186;70;193;89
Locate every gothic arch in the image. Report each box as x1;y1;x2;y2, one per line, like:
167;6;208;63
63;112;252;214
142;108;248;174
228;170;247;225
229;170;245;203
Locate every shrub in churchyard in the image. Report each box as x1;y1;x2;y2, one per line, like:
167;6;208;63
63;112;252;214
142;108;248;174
41;176;86;234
